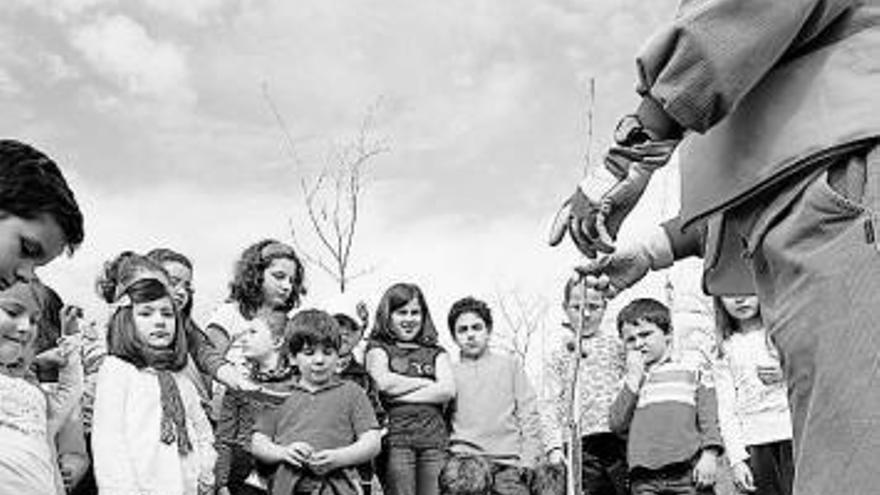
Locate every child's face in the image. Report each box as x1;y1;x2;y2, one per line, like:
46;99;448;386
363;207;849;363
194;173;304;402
453;311;490;359
0;212;66;290
0;303;36;376
338;323;364;357
132;296;176;349
391;297;422;342
621;319;670;367
721;295;759;322
162;261;192;311
240;318;281;362
564;286;605;335
261;258;298;309
295;343;338;387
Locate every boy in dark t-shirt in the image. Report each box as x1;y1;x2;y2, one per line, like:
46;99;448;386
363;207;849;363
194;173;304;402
252;309;381;495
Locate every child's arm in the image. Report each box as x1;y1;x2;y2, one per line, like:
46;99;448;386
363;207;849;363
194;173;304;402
186;321;227;378
91;358;138;492
213;391;244;489
46;333;84;437
178;374;217;492
608;349;644;436
512;359;544;467
365;347;433;396
713;353;749;466
692;366;724;488
251;432;314;467
391;351;455;404
56;404;90;493
539;346;566;462
308;429;381;476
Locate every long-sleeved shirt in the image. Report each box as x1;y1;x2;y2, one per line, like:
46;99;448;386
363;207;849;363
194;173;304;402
609;352;723;471
0;348;83;495
450;350;543;468
92;356;216;495
541;329;625;451
715;329;792;464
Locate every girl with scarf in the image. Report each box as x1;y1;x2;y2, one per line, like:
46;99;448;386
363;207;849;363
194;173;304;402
91;253;216;495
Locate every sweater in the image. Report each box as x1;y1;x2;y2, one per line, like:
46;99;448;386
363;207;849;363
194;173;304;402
450;350;543;467
609;352;723;471
715;329;792;464
92;356;216;495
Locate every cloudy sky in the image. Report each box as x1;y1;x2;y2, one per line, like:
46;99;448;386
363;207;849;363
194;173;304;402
2;0;708;349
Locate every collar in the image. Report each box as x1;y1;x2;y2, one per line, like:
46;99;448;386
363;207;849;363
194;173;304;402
291;375;345;394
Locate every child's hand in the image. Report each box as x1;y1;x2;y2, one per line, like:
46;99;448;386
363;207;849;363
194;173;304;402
216;364;259;392
59;453;88;491
282;441;314;467
731;460;756;492
624;349;645;390
308;449;345;475
216;486;231;495
546;448;566;465
692;450;718;488
356;301;370;327
756;364;784;386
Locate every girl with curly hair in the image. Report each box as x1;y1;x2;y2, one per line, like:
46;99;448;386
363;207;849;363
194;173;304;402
204;240;305;415
365;282;455;495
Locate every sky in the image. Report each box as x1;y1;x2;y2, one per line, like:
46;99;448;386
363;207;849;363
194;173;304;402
1;0;711;355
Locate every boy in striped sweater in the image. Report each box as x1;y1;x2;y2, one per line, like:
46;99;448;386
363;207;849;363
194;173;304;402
609;299;722;495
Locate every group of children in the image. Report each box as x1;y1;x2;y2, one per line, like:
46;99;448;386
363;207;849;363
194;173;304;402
0;236;796;495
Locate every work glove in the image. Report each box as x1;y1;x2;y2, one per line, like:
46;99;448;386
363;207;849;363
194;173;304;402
549;115;679;257
574;225;674;298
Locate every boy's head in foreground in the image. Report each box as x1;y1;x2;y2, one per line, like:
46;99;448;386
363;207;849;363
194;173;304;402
288;309;341;387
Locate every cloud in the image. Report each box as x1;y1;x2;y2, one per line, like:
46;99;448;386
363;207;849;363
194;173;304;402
0;69;22;95
70;14;194;105
8;0;112;22
139;0;230;24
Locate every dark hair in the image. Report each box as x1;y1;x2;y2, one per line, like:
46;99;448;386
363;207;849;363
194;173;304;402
287;309;341;356
146;248;194;317
333;313;360;333
0;139;84;252
99;253;187;371
369;282;439;347
617;298;671;336
562;276;580;305
34;283;63;356
439;454;493;495
229;239;306;319
447;296;492;338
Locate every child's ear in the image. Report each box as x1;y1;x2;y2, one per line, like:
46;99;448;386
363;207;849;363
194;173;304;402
272;335;285;350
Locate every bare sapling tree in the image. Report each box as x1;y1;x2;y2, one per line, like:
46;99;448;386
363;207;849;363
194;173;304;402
494;289;549;363
264;85;389;293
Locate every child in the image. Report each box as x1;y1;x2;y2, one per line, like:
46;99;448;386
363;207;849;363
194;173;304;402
334;305;384;495
0;139;84;290
541;278;627;495
444;296;542;495
252;309;381;494
609;298;723;495
714;295;793;495
215;315;298;495
205;240;306;416
0;281;82;495
91;253;216;495
365;282;456;495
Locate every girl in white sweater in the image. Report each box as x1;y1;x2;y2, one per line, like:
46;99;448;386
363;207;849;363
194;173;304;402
91;253;215;495
714;295;793;495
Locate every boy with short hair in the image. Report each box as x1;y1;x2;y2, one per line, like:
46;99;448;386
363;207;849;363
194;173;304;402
252;309;381;495
443;296;543;495
333;305;384;495
541;278;628;495
0;139;84;289
609;298;722;495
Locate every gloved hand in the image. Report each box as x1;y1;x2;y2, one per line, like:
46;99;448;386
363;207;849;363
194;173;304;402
549;136;678;257
574;225;674;298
